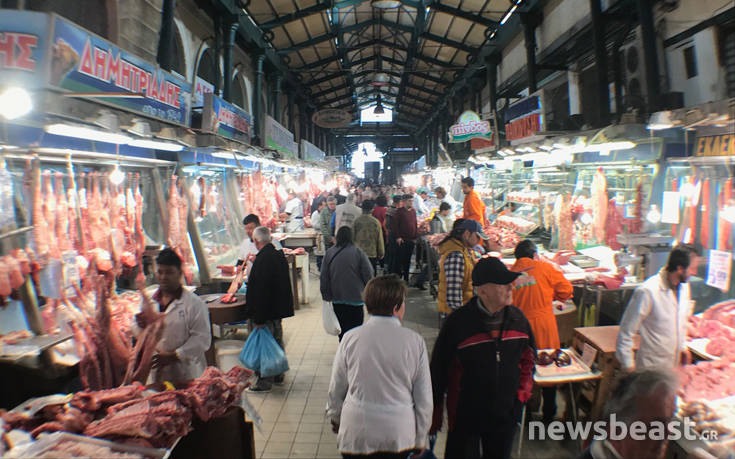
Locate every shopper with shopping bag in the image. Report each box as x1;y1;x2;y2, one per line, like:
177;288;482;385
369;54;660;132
320;226;374;341
244;226;294;392
239;327;289;378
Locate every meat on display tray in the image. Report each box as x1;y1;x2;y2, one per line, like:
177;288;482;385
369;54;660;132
5;432;171;459
687;310;735;361
688;338;721;361
0;333;73;360
534;348;601;384
677;396;735;449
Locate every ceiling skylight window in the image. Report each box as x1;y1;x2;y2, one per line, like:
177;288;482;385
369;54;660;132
361;105;393;123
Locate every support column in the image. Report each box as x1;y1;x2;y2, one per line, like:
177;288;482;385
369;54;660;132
156;0;177;71
568;69;582;115
273;74;282;123
589;0;610;125
521;13;539;93
613;45;624;117
222;20;239;102
298;102;306;143
287;90;295;133
485;54;499;115
213;15;222;96
253;54;265;145
636;0;661;112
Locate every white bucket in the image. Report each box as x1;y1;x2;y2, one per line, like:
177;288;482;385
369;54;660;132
214;339;245;372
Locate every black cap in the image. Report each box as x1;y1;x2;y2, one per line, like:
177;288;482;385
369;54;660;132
472;257;522;286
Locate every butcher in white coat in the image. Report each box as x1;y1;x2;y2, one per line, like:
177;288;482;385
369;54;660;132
616;244;700;372
136;248;211;383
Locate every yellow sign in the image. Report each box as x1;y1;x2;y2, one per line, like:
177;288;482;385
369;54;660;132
695;134;735;157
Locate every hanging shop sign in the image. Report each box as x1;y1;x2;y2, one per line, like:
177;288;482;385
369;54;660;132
265;115;297;158
193;77;215;108
706;249;732;292
47;15;192;125
695;134;734;157
448;111;492;143
505;90;546;143
301;140;325;162
313;109;352;128
202;93;251;143
0;11;51;89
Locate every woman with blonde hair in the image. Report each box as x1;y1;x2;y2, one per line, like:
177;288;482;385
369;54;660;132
327;275;433;459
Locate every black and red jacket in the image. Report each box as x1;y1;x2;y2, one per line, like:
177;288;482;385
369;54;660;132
430;297;536;434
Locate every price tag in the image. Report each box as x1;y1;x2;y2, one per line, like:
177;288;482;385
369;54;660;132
661;191;681;224
706;250;732;292
582;342;598;369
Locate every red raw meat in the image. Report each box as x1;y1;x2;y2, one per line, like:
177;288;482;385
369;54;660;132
705;338;728;357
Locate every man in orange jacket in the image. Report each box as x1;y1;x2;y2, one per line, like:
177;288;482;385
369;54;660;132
461;177;487;227
511;239;573;424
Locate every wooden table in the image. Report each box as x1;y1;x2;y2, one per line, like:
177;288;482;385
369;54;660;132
200;294;249;365
572;326;639;420
284;254;300;311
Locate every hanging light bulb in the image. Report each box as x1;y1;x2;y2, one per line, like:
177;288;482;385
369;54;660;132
646;205;662;224
109;164;125;185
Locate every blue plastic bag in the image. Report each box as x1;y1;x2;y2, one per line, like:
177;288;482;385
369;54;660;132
238;327;289;378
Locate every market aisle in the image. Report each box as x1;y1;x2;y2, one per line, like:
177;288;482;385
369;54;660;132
236;269;576;459
237;271;448;459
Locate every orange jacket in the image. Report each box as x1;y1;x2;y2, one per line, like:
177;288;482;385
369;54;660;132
463;190;487;226
511;257;573;349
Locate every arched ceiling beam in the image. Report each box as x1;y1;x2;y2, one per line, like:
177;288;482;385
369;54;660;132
429;3;499;28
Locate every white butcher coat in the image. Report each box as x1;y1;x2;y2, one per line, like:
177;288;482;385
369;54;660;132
147;289;212;383
327;316;433;454
616;270;693;371
284;197;305;232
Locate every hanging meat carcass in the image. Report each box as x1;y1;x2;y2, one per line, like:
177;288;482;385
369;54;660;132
556;193;574;251
591;168;608;244
54;173;71;253
123;287;164;385
605;198;623;250
32;165;49;259
167;176;193;284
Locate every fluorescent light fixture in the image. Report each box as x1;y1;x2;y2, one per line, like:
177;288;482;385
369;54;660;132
646;123;673;130
0;87;32;119
587;141;636;152
128;138;184;151
371;0;400;8
46;123;131;144
500;3;518;25
212;151;237;159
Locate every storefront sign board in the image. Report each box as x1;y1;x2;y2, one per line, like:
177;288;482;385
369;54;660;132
706;249;732;292
193;76;214;108
301;140;325;162
265;115;296;158
0;11;52;89
48;16;192;125
202;93;251;144
505;90;546;143
695;134;734;157
449;111;492;143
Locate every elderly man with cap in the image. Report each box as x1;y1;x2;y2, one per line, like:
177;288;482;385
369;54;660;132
430;257;536;459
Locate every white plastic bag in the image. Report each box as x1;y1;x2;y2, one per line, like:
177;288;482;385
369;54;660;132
322;300;341;336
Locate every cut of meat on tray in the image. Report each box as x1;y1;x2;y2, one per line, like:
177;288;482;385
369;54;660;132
70;383;144;412
705;337;729;357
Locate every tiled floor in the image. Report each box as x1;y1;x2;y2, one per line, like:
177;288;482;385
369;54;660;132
222;268;576;459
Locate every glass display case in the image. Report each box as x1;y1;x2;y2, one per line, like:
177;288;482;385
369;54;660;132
179;166;246;282
663;156;735;312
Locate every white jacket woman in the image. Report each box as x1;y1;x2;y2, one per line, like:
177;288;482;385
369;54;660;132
327;275;433;456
